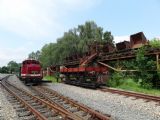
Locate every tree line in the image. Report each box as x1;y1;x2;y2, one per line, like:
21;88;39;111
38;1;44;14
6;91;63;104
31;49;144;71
28;21;114;68
0;61;20;74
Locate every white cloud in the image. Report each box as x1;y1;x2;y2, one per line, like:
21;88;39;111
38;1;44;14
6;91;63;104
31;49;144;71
114;36;130;43
0;47;28;66
0;0;100;66
0;0;61;40
0;0;100;40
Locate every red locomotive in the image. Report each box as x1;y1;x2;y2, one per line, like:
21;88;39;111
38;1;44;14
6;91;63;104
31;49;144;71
19;59;43;84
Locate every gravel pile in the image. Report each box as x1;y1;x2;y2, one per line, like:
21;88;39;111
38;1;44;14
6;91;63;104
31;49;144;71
45;83;160;120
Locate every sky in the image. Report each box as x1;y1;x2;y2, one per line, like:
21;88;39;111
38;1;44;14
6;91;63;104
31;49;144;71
0;0;160;67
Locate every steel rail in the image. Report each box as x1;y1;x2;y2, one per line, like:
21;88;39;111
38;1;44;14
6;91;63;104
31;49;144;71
3;77;82;120
100;88;160;103
35;86;111;120
30;86;85;120
1;79;48;120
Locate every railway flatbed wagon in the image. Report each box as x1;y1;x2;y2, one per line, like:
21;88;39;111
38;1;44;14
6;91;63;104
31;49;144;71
60;66;108;88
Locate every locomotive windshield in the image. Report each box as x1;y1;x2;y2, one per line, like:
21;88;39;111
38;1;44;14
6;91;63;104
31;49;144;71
22;60;40;65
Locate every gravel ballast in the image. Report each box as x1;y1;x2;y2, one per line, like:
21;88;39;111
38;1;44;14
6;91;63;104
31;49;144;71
0;75;19;120
45;83;160;120
2;75;160;120
8;75;32;93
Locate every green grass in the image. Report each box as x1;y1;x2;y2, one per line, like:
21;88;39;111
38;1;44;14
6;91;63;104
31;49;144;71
44;76;160;96
115;79;160;96
43;75;59;83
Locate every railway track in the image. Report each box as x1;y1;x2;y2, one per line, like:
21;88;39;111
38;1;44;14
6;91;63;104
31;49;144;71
30;86;111;120
99;87;160;104
1;76;84;120
1;75;112;120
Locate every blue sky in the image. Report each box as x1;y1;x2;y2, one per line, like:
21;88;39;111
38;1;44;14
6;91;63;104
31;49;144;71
0;0;160;66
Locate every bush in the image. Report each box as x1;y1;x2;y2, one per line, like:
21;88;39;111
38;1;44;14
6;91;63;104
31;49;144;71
141;82;153;89
135;46;159;89
150;38;160;48
108;72;124;87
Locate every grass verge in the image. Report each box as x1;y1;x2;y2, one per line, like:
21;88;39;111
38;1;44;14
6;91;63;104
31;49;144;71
43;75;59;83
115;79;160;96
44;76;160;96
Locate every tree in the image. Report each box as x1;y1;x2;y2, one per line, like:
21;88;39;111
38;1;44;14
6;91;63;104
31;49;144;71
32;21;114;68
77;21;104;53
39;43;59;68
0;66;9;73
7;61;20;73
103;31;114;43
150;38;160;48
135;47;156;89
28;50;41;60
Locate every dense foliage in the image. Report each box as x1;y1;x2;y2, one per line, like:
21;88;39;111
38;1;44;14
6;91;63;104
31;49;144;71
0;66;9;73
0;61;20;74
108;45;160;89
29;21;113;68
150;38;160;48
28;50;41;60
